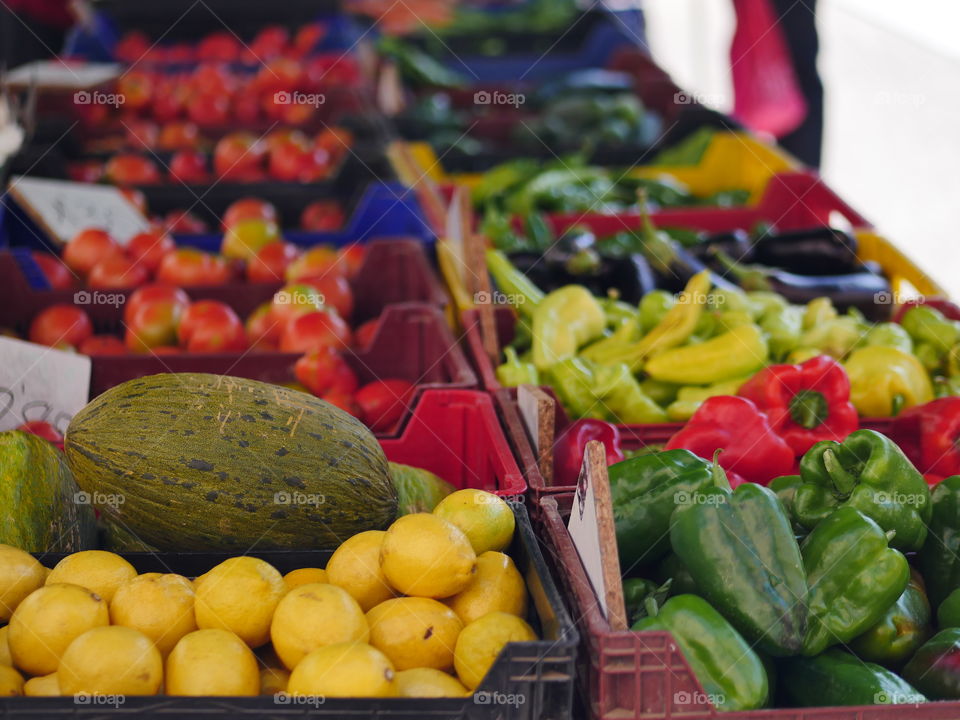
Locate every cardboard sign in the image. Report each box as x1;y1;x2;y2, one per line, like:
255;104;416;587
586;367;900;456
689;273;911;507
7;176;150;247
4;60;121;91
567;440;627;629
517;384;555;484
0;337;91;434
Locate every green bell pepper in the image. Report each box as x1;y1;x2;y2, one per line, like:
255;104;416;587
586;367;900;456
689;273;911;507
769;475;805;535
780;649;926;707
759;304;804;361
849;574;931;668
622;578;672;624
903;628;960;699
794;429;931;551
937;588;960;629
531;285;606;370
670;474;808;656
608;449;716;568
593;363;668;424
917;475;960;607
495;347;539;388
632;595;769;712
654;553;698;595
801;507;910;656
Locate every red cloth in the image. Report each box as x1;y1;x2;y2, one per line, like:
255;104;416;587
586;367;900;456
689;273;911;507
6;0;74;30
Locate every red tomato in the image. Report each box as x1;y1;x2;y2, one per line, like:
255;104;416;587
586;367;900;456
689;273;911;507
157;121;201;151
124;120;159;149
279;309;351;353
269;283;325;331
293;23;326;57
78;335;128;356
63;229;121;275
196;32;241;62
164;209;209;234
315;126;353;155
253;57;302;94
188;92;230;129
124;284;191;326
245;302;281;348
353;317;380;349
300;200;345;232
125;293;188;352
32;252;74;290
285;245;340;283
29;305;93;348
223;197;277;229
336;243;365;279
117;71;154;111
152;77;188;123
321;391;361;418
88;254;150;289
168;150;209;184
177;300;242;347
355;379;415;432
247;242;300;283
301;274;353;320
268;140;312;182
294;347;358;396
190;64;239;96
213;133;265;181
104;154;161;185
115;31;150;64
249;26;289;59
157;249;232;286
126;230;176;273
233;91;262;125
17;421;64;447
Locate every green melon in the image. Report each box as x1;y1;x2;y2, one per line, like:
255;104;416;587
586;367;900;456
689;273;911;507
64;373;397;551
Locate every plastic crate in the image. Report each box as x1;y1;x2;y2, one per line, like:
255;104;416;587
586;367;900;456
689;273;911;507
538;493;950;720
13;499;576;720
0;180;434;251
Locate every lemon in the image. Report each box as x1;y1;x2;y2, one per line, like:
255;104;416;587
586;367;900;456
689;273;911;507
395;668;468;698
194;557;285;647
45;551;137;602
433;490;515;554
445;551;528;625
283;568;327;591
0;665;23;696
380;514;476;598
454;612;537;690
326;531;394;611
110;573;196;654
0;544;46;620
166;629;259;696
0;626;11;666
288;642;396;698
23;673;59;697
9;583;109;675
270;583;368;670
58;626;162;696
366;597;463;671
259;665;290;695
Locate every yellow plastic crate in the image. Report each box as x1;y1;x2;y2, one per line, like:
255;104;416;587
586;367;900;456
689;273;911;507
395;131;801;204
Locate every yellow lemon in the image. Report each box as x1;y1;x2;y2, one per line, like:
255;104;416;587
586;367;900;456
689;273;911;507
23;673;59;697
366;597;463;671
380;514;476;598
259;665;290;695
283;568;327;591
270;583;368;670
58;626;162;696
288;642;396;698
9;583;109;675
395;668;468;698
433;490;515;554
0;626;11;666
194;557;285;647
45;551;137;602
445;551;528;625
0;544;46;621
0;665;23;696
165;629;258;696
454;612;537;690
110;573;196;654
326;531;394;611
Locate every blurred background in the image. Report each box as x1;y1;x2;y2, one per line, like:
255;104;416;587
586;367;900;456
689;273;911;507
645;0;960;296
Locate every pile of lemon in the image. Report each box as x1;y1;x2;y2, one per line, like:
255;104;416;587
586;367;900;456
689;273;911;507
0;488;538;699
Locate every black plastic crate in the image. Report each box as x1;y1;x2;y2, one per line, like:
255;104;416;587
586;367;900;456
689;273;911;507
14;502;576;719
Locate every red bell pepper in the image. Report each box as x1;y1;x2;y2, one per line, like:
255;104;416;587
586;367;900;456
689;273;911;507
889;397;960;478
737;355;859;456
665;396;794;485
554;419;624;487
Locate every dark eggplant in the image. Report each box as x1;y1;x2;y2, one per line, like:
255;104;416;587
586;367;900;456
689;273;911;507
751;227;861;275
688;229;753;264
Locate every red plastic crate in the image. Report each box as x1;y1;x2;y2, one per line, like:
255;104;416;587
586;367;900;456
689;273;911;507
380;389;527;498
0;237;446;332
537;493;948;720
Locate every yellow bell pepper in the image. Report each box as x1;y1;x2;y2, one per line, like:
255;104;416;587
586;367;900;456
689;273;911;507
844;346;934;416
531;285;606;370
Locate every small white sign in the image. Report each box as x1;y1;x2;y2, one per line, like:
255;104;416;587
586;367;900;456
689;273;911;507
7;176;150;246
0;337;91;434
568;463;609;617
4;60;121;90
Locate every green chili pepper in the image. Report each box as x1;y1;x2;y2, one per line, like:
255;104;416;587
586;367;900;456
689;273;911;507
760;304;804;361
531;285;606;369
495;347;539;388
901;305;960;354
801;507;910;656
592;363;667;424
639;289;676;334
